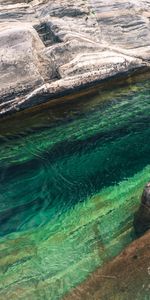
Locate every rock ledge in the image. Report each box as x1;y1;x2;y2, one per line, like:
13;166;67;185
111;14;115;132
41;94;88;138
0;0;150;116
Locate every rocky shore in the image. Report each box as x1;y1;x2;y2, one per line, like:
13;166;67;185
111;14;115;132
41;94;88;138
0;0;150;116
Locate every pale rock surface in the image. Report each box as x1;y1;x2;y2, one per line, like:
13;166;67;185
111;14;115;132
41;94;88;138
0;0;150;116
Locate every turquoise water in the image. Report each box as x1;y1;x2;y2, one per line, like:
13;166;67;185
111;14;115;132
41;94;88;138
0;79;150;299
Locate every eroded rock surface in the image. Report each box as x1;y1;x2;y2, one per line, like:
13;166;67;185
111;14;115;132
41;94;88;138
0;0;150;116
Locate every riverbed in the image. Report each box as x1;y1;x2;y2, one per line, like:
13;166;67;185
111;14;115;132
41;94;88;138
0;78;150;299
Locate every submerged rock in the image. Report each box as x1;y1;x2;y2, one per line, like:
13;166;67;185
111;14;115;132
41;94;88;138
0;0;150;116
134;182;150;237
63;230;150;300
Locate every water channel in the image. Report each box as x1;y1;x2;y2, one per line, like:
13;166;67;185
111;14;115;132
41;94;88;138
0;77;150;299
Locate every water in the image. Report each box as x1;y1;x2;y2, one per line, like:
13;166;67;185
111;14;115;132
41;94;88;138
0;78;150;299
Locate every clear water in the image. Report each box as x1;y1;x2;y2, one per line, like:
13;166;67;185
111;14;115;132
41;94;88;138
0;78;150;299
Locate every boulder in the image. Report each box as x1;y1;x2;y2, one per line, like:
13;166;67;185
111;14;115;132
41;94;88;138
134;182;150;236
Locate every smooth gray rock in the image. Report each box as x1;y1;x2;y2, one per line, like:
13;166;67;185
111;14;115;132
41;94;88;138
0;0;150;116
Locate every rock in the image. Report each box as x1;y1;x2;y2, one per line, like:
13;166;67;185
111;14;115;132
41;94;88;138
0;0;150;117
58;51;144;78
134;182;150;237
0;23;54;115
63;230;150;300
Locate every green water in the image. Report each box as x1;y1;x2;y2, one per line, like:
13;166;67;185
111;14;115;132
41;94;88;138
0;79;150;299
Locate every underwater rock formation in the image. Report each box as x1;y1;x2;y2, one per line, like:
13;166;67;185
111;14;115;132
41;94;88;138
63;229;150;300
134;182;150;236
0;0;150;116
